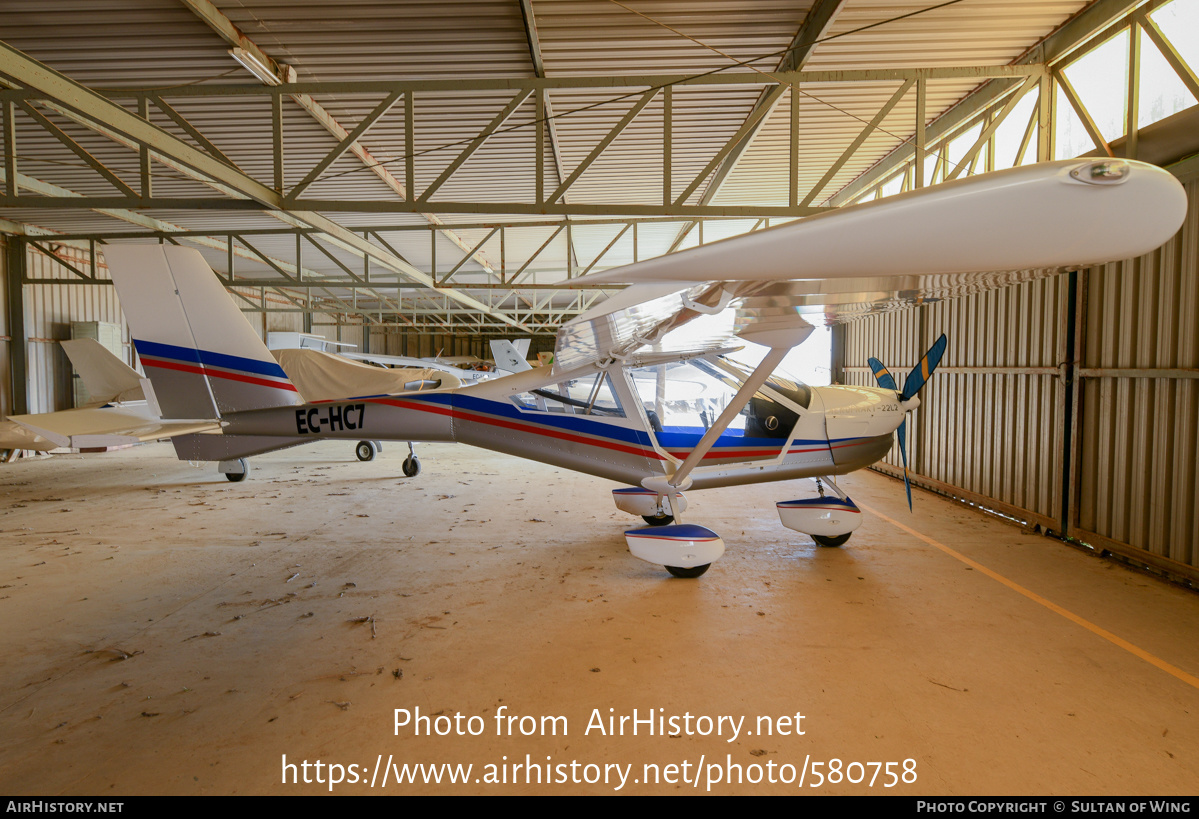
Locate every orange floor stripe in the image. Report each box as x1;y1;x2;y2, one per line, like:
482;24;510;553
862;503;1199;691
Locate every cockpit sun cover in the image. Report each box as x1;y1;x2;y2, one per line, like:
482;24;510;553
272;348;461;401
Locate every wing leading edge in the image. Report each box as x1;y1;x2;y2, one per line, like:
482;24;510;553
555;159;1187;368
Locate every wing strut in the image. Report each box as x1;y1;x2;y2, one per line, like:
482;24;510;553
663;346;789;492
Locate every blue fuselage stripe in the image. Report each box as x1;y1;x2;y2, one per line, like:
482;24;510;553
392;392;848;453
135;339;290;381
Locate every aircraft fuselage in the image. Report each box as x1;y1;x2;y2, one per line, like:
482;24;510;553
220;362;906;489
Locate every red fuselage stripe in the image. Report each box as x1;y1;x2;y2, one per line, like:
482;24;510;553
143;358;298;392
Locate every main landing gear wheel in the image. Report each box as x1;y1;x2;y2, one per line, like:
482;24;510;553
402;456;421;477
355;440;377;462
225;458;249;483
812;533;851;547
666;563;710;578
641;513;674;526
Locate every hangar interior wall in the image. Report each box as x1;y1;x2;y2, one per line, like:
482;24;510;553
839;173;1199;580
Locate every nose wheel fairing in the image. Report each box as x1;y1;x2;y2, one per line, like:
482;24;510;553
624;524;725;573
776;496;863;538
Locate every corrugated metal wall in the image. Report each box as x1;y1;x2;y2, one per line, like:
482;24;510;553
841;172;1199;579
1074;176;1199;572
843;274;1070;531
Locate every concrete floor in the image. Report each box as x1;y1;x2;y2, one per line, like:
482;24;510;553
0;440;1196;795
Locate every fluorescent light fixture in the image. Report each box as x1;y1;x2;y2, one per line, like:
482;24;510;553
229;47;281;86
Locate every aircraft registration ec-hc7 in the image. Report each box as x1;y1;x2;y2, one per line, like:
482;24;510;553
87;158;1186;578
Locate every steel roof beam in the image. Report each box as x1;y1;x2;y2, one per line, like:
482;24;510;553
417;89;534;202
696;0;847;203
177;0;504;280
664;0;846;251
1;194;827;218
548;88;657;205
829;0;1155;205
0;66;1043;100
0;41;529;330
0;41;278;207
519;0;569;195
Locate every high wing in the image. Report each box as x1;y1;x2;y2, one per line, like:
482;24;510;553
557;158;1187;371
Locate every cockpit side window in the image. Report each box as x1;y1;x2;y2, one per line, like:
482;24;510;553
510;372;626;418
628;361;743;436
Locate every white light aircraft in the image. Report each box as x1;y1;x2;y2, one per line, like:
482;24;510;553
97;159;1186;577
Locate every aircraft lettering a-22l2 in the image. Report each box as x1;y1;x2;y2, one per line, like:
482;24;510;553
101;158;1187;578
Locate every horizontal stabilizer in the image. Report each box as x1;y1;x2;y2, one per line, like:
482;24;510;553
60;339;144;405
0;420;56;451
9;406;219;449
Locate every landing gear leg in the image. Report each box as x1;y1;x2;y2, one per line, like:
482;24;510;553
642;494;674;526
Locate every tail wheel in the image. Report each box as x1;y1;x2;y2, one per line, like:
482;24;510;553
402;456;421;477
355;441;376;461
666;563;710;578
224;458;249;482
812;533;851;547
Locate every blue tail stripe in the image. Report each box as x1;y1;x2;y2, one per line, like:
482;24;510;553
135;339;289;381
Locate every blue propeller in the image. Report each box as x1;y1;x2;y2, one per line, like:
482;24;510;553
867;333;947;511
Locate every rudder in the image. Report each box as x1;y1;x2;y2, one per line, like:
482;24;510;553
103;244;302;419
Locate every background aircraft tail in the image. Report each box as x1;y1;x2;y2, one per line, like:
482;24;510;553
490;339;533;373
102;244;302;419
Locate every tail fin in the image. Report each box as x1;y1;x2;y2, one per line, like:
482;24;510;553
102;244;302;419
490;339;533;373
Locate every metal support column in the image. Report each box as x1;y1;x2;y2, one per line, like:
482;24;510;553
6;236;27;415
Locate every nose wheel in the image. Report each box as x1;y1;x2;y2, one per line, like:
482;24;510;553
812;533;851;547
665;563;710;578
